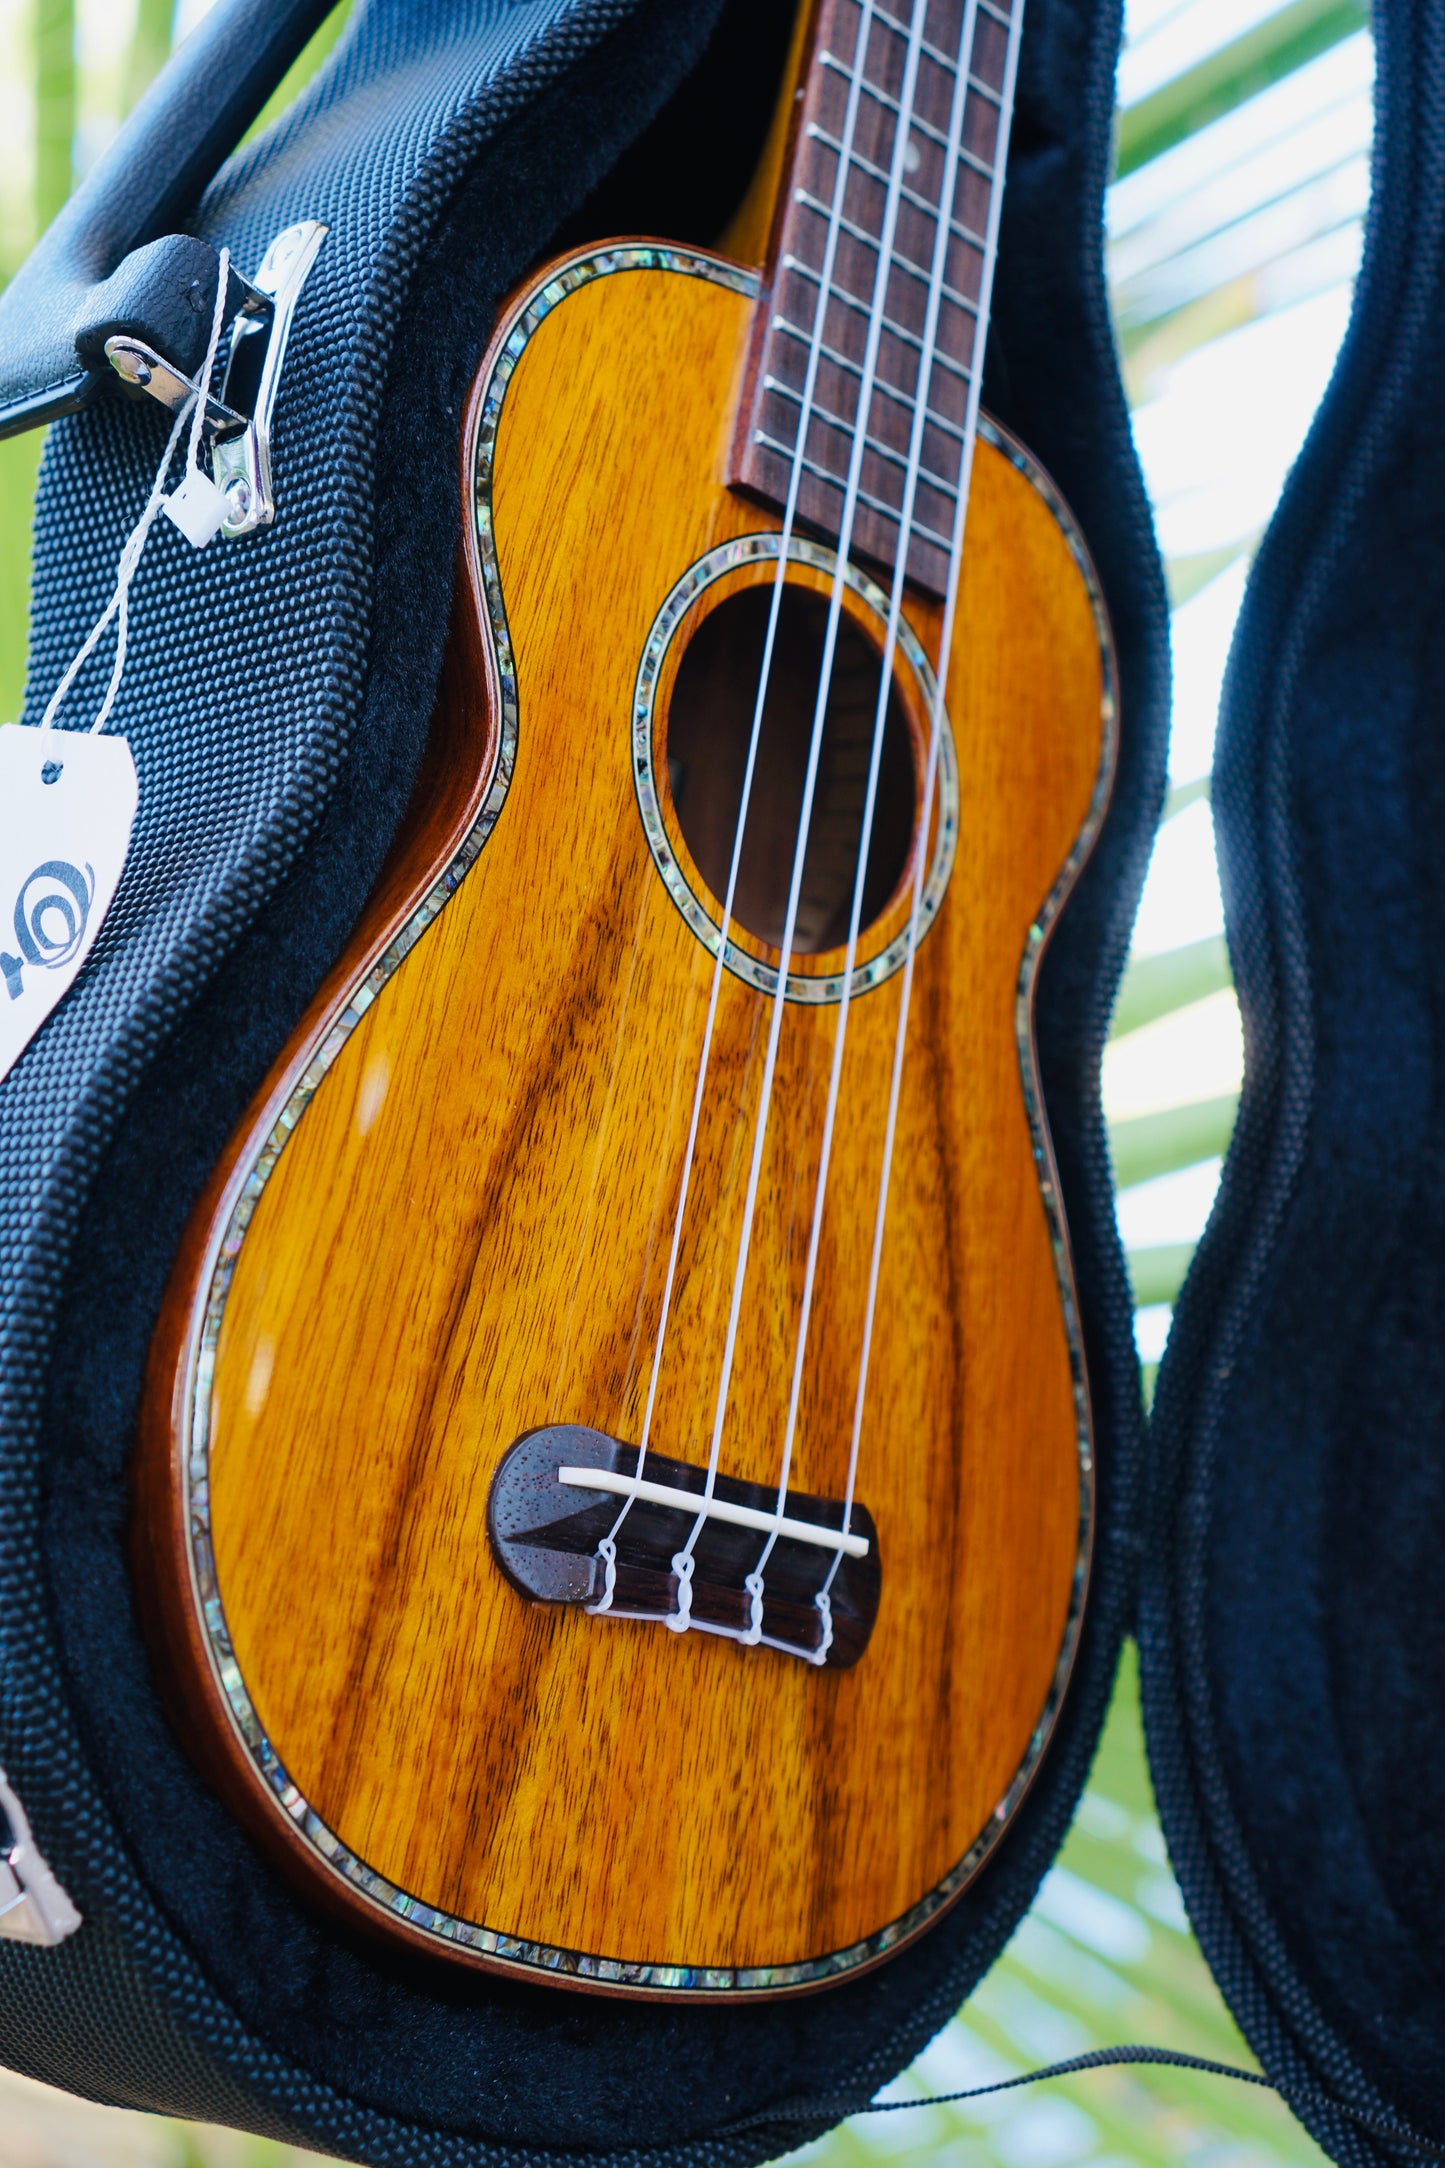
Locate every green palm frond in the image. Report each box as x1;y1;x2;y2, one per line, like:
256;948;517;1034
1117;0;1367;178
240;3;353;149
1126;1239;1198;1307
33;0;74;241
1112;934;1229;1037
1112;1092;1237;1188
124;0;177;116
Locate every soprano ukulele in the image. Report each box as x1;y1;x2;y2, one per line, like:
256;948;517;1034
135;0;1115;1997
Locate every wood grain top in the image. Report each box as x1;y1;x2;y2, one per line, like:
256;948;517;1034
135;243;1113;1992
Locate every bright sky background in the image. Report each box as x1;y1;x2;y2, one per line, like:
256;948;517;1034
1105;6;1371;1360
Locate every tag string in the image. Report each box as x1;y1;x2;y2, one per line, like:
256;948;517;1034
39;245;231;738
721;2043;1445;2159
184;246;230;483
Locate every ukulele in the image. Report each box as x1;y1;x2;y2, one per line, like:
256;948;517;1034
135;0;1114;1998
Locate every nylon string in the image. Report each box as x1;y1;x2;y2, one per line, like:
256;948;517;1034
588;0;884;1614
593;0;1023;1647
746;0;988;1648
828;0;1027;1600
670;0;934;1638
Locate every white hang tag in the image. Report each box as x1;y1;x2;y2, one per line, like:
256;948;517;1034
0;724;138;1087
163;466;229;550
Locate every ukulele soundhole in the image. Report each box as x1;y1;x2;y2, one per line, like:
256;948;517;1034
487;1426;881;1668
666;583;916;953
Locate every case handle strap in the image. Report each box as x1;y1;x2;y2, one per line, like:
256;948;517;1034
0;0;336;439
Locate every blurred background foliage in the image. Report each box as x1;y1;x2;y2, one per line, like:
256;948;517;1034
0;0;1370;2162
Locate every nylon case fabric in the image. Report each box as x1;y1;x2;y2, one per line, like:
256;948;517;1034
0;0;1168;2158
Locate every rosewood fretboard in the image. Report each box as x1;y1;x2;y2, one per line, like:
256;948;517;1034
731;0;1017;597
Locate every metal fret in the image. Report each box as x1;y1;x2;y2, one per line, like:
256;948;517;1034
890;390;968;443
784;242;979;323
760;375;962;500
783;227;980;321
731;0;1016;593
819;50;997;181
776;255;973;379
805;123;989;249
767;313;972;427
753;431;956;550
869;8;965;79
783;246;933;354
868;3;1006;101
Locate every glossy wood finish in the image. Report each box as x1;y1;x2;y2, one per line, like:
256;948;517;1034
135;241;1112;1992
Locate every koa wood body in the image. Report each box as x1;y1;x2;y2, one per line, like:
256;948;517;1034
135;241;1114;1996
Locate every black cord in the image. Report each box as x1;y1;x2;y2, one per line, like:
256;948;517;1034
723;2044;1269;2130
722;2044;1445;2159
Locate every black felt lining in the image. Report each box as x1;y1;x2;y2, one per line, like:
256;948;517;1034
1143;0;1445;2157
19;0;1169;2156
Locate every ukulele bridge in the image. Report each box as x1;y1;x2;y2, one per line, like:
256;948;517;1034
486;1425;880;1667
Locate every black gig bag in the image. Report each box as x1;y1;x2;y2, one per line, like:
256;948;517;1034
0;0;1435;2161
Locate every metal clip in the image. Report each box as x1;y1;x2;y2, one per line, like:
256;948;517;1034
103;337;247;436
211;219;328;538
103;218;328;542
0;1769;81;1947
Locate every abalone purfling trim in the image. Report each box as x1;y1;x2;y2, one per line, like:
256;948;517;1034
633;532;958;1002
178;244;1113;1997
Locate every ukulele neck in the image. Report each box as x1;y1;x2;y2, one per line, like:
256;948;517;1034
730;0;1021;598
